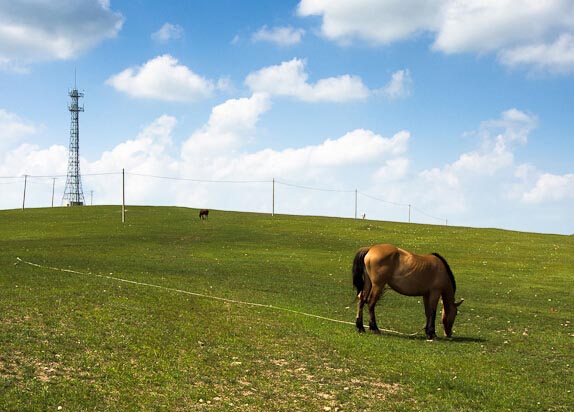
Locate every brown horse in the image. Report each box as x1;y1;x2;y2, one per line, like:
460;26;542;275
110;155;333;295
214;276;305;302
353;244;463;340
199;209;209;220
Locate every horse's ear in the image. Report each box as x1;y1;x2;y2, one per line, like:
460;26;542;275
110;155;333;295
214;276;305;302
455;299;464;307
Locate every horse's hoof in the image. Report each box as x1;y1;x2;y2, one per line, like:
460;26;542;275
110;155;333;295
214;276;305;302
370;328;382;335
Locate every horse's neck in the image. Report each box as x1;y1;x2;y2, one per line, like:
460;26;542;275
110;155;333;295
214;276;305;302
441;289;456;310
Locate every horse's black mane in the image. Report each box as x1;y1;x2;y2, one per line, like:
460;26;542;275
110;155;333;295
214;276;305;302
432;253;456;293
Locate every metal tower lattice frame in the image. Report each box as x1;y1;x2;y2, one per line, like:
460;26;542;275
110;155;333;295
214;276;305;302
62;87;85;206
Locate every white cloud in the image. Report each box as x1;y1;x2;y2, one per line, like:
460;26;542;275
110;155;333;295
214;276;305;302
89;115;177;173
181;93;271;164
0;57;29;74
396;108;540;221
252;25;305;46
298;0;442;45
2;101;571;233
245;58;370;102
5;143;67;173
106;55;216;102
152;23;185;43
308;129;408;166
0;0;123;68
298;0;574;73
0;109;38;151
208;129;409;185
427;109;536;181
522;173;574;203
373;157;410;181
478;108;538;147
377;69;413;99
432;0;571;54
498;34;574;74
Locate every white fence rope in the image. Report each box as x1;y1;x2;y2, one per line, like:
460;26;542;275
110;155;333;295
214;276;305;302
15;257;422;337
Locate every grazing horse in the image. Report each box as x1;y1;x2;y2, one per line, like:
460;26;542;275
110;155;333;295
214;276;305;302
353;244;463;340
199;209;209;220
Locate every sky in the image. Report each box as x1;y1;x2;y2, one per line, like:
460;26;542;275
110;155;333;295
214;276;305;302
1;0;573;235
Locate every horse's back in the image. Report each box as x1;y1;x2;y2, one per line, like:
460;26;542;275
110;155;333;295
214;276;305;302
363;244;401;278
364;244;447;296
366;243;400;256
364;243;399;261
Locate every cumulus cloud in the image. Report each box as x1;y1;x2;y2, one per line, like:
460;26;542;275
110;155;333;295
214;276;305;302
152;23;185;43
181;93;408;184
396;108;541;221
0;109;39;151
373;157;410;181
522;173;574;204
432;1;571;54
477;108;538;148
181;93;271;164
89;115;177;173
298;0;442;45
297;0;574;73
1;143;67;178
245;58;370;102
2;99;571;233
0;0;123;69
252;25;305;46
106;55;217;102
412;108;536;206
498;34;574;74
425;109;536;181
377;69;413;99
207;129;410;184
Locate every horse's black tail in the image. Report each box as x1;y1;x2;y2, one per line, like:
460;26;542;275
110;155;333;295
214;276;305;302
352;247;370;295
432;252;456;293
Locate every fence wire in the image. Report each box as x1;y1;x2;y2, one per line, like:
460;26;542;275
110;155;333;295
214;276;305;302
2;171;448;225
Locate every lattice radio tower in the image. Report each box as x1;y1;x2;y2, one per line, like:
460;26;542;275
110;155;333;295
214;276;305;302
62;80;85;206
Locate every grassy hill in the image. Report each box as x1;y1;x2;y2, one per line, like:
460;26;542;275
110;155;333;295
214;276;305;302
1;206;572;411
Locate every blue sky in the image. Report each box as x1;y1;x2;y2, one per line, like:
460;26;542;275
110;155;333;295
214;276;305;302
1;0;573;234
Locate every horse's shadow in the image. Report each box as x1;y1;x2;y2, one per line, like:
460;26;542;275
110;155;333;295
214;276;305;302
446;335;486;343
376;331;486;343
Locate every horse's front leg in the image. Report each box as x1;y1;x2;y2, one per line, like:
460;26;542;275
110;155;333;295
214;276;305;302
423;292;440;340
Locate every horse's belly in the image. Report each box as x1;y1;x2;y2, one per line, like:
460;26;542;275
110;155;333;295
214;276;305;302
388;277;428;296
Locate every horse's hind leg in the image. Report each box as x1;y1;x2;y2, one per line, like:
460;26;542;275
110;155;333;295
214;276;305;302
367;284;384;334
356;279;372;333
356;292;366;333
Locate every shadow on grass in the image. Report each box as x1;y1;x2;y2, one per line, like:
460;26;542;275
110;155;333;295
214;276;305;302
371;331;486;343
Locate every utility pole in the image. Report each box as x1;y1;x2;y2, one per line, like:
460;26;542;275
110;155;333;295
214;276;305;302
355;189;358;219
22;175;28;211
122;168;126;223
51;178;56;207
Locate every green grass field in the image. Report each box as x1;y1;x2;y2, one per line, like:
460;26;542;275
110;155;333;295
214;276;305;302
1;206;572;411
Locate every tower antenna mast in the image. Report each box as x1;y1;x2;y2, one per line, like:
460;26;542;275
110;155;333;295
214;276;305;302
62;77;85;206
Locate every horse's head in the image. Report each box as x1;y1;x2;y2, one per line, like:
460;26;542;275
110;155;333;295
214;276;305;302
442;299;464;337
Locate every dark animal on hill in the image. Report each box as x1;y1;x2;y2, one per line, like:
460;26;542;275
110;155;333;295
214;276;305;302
353;244;463;340
199;209;209;220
